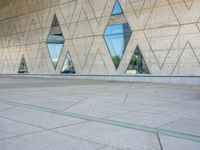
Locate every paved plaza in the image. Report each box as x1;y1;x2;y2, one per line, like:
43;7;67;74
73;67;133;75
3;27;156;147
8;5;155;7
0;76;200;150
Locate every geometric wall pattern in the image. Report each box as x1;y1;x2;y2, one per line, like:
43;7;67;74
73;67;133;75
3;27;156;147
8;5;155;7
0;0;200;75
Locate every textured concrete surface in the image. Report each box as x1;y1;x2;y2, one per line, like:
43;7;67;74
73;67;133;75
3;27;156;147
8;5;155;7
0;76;200;150
1;0;200;75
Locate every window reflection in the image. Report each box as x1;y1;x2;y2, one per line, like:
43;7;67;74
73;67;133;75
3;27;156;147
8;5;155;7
112;0;123;15
61;52;75;74
104;0;132;69
104;23;132;69
126;46;150;74
47;15;64;70
18;55;28;73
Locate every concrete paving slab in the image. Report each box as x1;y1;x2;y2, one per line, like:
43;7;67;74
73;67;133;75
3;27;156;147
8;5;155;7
0;131;103;150
0;107;84;129
0;103;13;111
5;96;87;111
0;118;15;126
55;121;161;150
142;104;200;121
99;146;122;150
107;112;180;128
0;120;42;140
160;135;200;150
0;76;200;150
66;102;129;118
160;118;200;137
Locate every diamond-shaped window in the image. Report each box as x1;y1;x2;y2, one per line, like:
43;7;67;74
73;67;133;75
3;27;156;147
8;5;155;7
104;0;132;69
47;14;65;70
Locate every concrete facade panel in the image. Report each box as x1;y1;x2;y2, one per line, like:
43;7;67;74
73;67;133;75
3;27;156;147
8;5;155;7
0;0;200;75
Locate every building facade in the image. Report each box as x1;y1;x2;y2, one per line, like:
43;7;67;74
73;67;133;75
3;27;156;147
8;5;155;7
0;0;200;75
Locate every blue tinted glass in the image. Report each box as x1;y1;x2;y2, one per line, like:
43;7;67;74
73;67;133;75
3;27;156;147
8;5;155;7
104;34;124;57
47;44;63;63
112;0;122;15
47;35;64;44
105;23;132;35
104;24;124;35
104;23;132;68
47;15;65;69
104;0;132;69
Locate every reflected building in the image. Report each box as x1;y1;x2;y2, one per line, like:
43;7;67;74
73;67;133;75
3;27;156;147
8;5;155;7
61;52;75;74
47;15;65;70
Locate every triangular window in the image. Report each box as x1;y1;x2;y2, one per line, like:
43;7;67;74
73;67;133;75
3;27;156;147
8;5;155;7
126;46;150;74
112;0;123;15
61;52;75;74
18;55;28;73
47;14;65;70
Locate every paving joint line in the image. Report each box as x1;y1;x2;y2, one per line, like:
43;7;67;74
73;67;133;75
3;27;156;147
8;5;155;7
0;106;16;112
48;120;90;131
0;130;45;141
156;132;163;150
122;93;129;103
61;97;89;111
95;145;109;150
0;116;47;131
51;129;105;147
0;100;200;143
0;117;92;143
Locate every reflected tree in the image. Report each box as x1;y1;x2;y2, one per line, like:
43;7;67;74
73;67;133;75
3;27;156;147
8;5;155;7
127;46;150;74
18;55;28;73
104;0;132;69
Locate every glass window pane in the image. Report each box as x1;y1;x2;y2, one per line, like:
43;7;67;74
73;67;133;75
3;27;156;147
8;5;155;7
126;46;150;74
47;44;63;63
104;24;124;35
112;0;122;15
104;0;132;69
104;23;132;69
18;55;28;73
47;15;65;70
61;52;75;74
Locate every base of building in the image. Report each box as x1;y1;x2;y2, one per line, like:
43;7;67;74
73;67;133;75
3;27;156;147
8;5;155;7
1;74;200;85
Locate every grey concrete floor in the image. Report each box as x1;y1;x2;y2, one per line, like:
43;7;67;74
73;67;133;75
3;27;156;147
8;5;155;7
0;76;200;150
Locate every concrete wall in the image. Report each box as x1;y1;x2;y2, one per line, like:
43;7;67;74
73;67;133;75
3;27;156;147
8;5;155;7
0;0;200;75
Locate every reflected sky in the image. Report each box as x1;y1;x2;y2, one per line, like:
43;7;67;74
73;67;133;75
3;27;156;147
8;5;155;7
112;0;122;15
47;14;65;69
47;44;63;62
104;0;132;69
104;23;132;58
104;24;124;57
